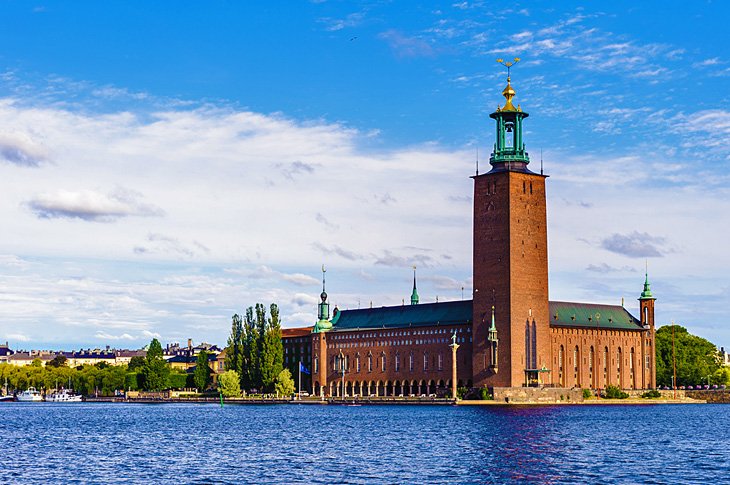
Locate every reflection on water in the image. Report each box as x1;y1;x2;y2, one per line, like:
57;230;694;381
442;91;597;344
0;403;727;483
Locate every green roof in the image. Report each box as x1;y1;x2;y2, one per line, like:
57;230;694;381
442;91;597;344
549;301;644;331
330;300;472;331
328;299;644;332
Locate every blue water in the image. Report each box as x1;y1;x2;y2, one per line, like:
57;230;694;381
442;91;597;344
1;402;727;484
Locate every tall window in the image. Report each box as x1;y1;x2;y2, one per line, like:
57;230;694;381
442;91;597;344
438;354;443;371
314;357;318;373
356;356;361;373
381;354;387;372
409;353;414;371
423;353;429;371
395;354;400;372
368;354;372;372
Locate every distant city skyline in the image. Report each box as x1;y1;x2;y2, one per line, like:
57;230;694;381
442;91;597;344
0;1;728;349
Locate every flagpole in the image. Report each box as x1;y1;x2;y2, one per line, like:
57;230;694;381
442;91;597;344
298;360;302;400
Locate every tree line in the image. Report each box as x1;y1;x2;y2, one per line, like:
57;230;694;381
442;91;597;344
0;337;213;395
655;324;729;387
224;303;293;395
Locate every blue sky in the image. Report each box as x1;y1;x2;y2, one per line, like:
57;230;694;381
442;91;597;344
0;1;728;350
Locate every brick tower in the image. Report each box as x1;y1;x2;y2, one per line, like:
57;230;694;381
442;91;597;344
472;62;551;388
639;269;657;389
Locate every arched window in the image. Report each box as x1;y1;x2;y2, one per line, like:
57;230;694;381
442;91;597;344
423;353;429;371
381;353;387;372
314;356;318;373
367;353;372;373
604;346;609;386
356;355;361;373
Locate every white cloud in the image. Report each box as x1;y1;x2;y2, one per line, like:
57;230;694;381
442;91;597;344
26;187;164;222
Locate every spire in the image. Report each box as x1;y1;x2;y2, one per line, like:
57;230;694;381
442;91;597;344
410;265;419;305
314;264;333;333
489;58;530;172
488;305;497;339
640;261;655;300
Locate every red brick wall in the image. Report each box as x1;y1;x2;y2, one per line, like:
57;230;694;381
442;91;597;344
550;326;650;389
314;324;473;397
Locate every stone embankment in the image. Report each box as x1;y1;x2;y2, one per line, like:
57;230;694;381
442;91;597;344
685;389;730;403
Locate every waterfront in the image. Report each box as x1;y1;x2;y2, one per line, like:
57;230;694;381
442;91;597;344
1;403;728;483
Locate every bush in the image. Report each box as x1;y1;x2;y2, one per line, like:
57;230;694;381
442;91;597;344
479;387;492;400
603;385;629;399
582;388;593;399
456;387;469;399
641;389;661;399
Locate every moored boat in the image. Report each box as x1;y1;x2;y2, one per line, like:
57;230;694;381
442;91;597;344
16;387;43;402
46;389;83;403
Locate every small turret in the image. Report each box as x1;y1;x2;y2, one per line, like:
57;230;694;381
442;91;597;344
410;266;419;305
313;265;333;333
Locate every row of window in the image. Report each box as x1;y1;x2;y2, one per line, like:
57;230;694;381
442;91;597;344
332;353;446;373
326;336;471;350
327;327;470;342
284;346;308;354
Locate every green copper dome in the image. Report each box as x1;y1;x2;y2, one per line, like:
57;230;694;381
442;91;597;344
639;272;655;300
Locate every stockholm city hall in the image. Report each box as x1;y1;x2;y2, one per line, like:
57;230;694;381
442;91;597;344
282;63;657;400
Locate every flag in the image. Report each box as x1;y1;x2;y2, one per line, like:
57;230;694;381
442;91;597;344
300;362;310;375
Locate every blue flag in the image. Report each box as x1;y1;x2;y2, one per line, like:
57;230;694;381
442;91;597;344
300;362;310;375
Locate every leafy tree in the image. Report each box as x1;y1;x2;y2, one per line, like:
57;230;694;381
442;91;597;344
218;370;242;397
47;354;68;368
260;304;284;392
242;306;260;391
274;368;295;397
94;361;110;369
194;351;212;391
141;338;170;391
712;367;730;386
225;314;244;378
31;358;43;367
128;356;145;371
656;325;720;387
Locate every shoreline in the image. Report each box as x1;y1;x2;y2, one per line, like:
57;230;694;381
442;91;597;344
76;396;709;406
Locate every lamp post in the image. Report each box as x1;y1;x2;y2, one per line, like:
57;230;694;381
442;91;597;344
450;331;460;400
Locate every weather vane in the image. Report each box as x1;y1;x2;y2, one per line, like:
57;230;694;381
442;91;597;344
496;57;521;78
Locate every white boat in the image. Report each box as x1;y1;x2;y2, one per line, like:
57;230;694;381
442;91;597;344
16;387;43;402
46;389;83;403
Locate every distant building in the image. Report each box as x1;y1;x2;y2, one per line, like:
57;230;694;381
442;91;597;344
0;342;13;363
719;347;730;367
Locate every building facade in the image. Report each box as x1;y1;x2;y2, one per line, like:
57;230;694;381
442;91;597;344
293;73;656;397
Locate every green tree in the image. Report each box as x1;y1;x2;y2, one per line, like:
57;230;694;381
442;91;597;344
656;324;720;387
274;368;295;397
193;351;212;391
141;338;170;391
31;358;43;367
242;306;260;391
260;304;284;392
218;370;242;397
128;356;145;371
47;354;68;368
225;314;244;378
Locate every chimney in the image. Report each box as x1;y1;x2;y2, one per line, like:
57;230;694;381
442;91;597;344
188;338;193;350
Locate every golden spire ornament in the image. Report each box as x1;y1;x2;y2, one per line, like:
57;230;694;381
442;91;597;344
496;57;521;111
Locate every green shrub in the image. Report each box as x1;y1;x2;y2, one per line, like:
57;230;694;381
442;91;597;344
479;387;492;400
582;388;592;399
456;387;469;399
603;385;629;399
641;389;661;399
